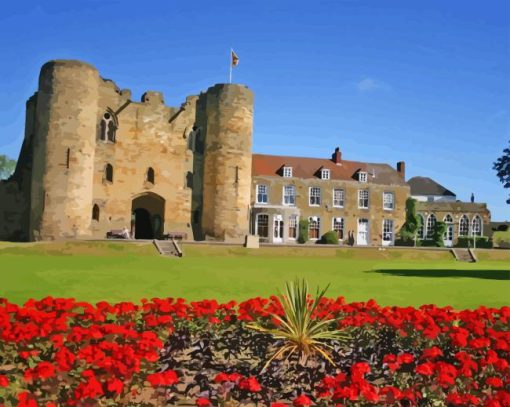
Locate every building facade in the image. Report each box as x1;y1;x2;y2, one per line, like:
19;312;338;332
408;177;491;247
0;60;491;247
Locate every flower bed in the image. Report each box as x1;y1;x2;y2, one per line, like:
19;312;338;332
0;296;509;406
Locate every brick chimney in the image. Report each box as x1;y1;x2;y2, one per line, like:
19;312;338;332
397;161;405;178
332;147;342;165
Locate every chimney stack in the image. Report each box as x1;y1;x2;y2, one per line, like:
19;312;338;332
397;161;405;179
332;147;342;165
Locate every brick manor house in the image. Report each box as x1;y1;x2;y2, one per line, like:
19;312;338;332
0;60;490;246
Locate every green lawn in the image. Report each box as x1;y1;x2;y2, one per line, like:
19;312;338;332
0;241;509;308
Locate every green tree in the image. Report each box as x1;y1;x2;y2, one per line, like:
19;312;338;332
493;140;510;204
399;198;422;244
297;219;309;244
0;154;16;180
432;221;447;247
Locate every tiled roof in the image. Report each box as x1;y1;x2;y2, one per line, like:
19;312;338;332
252;154;407;186
408;176;456;197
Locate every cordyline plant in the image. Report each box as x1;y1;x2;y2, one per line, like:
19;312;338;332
246;279;350;371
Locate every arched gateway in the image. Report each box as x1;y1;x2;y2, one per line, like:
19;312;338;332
131;192;165;239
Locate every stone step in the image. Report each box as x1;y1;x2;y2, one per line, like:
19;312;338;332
153;239;183;257
452;248;475;262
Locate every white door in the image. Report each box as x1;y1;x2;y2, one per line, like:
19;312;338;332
273;218;284;243
444;225;454;247
357;219;369;246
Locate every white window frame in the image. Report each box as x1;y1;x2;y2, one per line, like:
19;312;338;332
359;172;368;183
459;215;470;237
283;167;293;178
309;187;321;206
333;188;344;208
321;169;330;180
426;214;436;239
358;189;369;209
282;185;296;206
256;184;268;204
332;217;344;241
288;215;298;240
471;215;482;236
383;192;394;210
309;216;321;240
382;219;394;245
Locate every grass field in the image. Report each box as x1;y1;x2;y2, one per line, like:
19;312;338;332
0;241;509;308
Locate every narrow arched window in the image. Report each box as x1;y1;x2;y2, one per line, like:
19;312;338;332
426;214;436;239
105;163;113;182
147;167;155;184
92;204;100;221
100;112;117;142
459;215;469;236
472;215;482;236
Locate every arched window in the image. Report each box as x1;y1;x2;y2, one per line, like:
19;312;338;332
147;167;155;184
443;214;453;242
459;215;469;236
417;214;424;239
105;163;113;183
100;111;117;142
472;215;482;236
426;214;436;239
92;204;100;221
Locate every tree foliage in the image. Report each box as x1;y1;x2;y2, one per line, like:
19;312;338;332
297;219;309;244
0;154;16;180
493;140;510;204
431;221;447;247
399;198;422;243
318;230;339;245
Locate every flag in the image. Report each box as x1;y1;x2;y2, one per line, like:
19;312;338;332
231;49;239;67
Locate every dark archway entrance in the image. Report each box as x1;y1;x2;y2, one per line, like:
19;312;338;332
131;193;165;239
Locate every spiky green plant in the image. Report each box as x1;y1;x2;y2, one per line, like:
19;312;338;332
246;279;350;371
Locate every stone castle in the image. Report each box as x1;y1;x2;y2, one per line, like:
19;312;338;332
0;60;490;246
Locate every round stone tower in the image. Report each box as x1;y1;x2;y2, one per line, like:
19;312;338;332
30;60;100;240
201;84;254;242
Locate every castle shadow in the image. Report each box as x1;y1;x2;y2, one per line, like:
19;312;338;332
369;269;510;281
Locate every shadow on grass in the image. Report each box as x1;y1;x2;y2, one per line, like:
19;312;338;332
369;269;510;281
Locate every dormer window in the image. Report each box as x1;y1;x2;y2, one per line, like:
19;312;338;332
321;169;330;180
359;171;368;183
283;166;293;178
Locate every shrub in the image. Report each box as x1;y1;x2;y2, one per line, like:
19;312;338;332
394;238;414;247
297;219;309;244
431;221;447;247
398;198;422;244
318;230;339;245
246;279;350;370
497;224;508;232
455;236;493;249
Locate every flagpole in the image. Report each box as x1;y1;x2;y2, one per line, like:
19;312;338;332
229;48;232;84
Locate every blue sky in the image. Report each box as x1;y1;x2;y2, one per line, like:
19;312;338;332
1;1;509;220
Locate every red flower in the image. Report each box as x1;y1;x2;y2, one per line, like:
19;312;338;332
147;370;178;387
0;374;8;387
420;346;443;360
239;376;261;392
415;362;434;376
18;392;38;407
107;378;124;395
271;404;288;407
486;377;503;388
293;394;312;406
196;398;211;407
